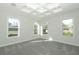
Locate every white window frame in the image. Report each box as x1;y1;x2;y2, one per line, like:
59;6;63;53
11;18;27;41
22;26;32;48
7;17;20;37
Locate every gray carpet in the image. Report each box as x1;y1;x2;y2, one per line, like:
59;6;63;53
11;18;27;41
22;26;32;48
0;38;79;55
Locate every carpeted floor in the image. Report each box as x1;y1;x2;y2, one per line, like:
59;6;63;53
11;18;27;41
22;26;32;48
0;38;79;55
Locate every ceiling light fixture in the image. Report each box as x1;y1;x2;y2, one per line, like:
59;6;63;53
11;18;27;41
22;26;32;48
26;3;40;10
36;8;47;13
45;3;60;9
22;8;32;13
53;8;63;13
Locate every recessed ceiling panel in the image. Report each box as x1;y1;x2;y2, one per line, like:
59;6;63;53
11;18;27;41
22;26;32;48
10;3;79;17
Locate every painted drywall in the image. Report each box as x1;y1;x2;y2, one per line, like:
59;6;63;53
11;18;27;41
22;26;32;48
0;3;79;47
0;3;37;47
42;8;79;46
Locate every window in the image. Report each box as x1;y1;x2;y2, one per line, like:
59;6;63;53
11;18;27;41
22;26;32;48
33;22;48;36
8;17;20;37
43;23;48;34
34;22;40;35
62;19;73;36
33;22;43;36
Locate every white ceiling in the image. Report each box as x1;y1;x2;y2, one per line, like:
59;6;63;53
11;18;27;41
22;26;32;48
14;3;62;16
2;3;79;17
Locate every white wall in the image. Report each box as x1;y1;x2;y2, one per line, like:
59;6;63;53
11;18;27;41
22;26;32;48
0;4;36;47
43;8;79;46
0;3;79;47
